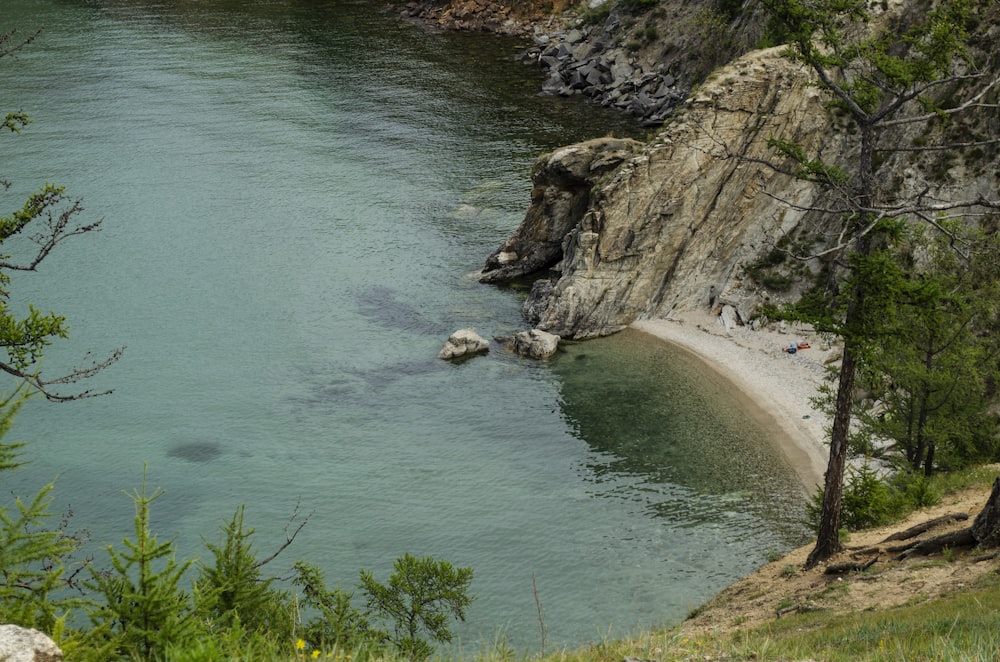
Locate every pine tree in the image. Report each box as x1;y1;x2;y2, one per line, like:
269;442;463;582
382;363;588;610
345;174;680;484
855;229;1000;474
757;0;1000;567
194;505;294;640
292;560;374;654
0;397;86;630
86;470;197;660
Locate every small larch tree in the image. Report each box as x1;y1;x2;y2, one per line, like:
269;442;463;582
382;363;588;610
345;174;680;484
360;553;474;662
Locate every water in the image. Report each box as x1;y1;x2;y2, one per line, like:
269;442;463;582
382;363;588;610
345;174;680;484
2;0;807;651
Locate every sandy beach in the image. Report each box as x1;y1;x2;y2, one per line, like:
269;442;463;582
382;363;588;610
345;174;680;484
631;312;834;490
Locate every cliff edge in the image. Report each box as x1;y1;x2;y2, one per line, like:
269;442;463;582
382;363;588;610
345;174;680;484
483;47;842;338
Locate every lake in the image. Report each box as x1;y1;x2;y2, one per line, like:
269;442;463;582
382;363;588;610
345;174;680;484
2;0;806;651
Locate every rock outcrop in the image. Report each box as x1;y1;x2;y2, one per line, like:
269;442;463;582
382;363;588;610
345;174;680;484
0;624;62;662
438;328;490;360
495;328;561;358
479;137;642;284
487;47;843;339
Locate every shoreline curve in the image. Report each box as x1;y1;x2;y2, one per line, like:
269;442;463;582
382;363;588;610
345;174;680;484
631;313;831;490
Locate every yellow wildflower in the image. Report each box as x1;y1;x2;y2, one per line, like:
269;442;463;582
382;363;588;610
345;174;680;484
296;639;306;651
312;651;321;659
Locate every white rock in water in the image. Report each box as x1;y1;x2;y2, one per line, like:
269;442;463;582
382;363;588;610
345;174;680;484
438;329;490;360
497;328;560;359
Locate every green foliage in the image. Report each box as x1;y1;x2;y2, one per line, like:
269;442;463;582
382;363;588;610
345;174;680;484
767;136;850;186
293;560;377;655
808;462;894;532
194;505;295;641
86;471;198;660
854;229;1000;474
620;0;659;12
0;391;92;634
0;467;87;633
716;0;743;20
579;3;612;25
360;553;475;661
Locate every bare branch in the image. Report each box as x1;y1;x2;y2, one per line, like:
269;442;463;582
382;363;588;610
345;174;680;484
0;346;124;402
879;73;1000;128
0;196;103;272
0;29;42;59
254;500;311;569
879;137;1000;153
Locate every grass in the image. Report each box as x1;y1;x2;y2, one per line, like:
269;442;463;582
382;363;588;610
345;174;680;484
512;573;1000;662
739;573;1000;661
222;565;1000;662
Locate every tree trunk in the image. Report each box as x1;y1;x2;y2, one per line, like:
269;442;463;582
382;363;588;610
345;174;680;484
971;477;1000;549
806;120;880;570
806;345;857;568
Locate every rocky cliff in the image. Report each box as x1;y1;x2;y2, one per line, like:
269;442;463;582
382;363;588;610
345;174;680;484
476;1;1000;340
482;47;846;337
404;0;1000;341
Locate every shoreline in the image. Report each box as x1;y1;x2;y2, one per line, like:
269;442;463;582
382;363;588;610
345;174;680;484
630;312;832;490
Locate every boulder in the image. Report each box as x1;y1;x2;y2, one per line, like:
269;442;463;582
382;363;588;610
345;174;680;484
718;304;740;332
438;329;490;360
0;624;62;662
495;329;560;359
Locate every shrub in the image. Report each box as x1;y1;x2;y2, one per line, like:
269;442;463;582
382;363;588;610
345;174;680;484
360;553;475;662
807;463;895;533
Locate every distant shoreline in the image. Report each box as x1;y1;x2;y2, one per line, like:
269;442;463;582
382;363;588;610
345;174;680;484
631;313;830;490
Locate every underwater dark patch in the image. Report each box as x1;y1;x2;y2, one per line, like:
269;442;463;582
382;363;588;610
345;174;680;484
353;285;449;336
167;441;223;462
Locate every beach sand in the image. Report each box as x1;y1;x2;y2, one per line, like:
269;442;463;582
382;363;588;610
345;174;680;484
631;312;834;490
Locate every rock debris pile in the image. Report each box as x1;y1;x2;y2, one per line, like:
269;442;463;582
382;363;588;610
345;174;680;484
521;24;685;126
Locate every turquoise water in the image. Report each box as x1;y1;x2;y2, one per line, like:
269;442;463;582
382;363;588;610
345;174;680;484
2;0;806;651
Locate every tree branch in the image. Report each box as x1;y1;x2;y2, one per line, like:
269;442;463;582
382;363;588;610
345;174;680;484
0;347;124;401
254;500;311;569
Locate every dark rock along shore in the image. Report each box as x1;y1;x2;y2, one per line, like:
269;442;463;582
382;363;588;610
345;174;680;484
398;0;693;125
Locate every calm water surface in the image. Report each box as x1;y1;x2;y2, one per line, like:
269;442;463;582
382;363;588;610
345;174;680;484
2;0;807;650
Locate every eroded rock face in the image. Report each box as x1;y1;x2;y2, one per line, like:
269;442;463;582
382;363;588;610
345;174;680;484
0;624;63;662
520;48;846;338
479;137;642;284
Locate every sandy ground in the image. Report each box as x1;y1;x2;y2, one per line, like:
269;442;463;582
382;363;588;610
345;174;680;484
680;480;996;637
631;312;834;489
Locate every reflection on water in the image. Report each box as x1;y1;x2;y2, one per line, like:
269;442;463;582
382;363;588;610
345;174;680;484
553;330;807;541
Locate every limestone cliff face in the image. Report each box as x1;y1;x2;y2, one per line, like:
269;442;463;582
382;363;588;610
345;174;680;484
508;48;844;338
479;137;642;284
